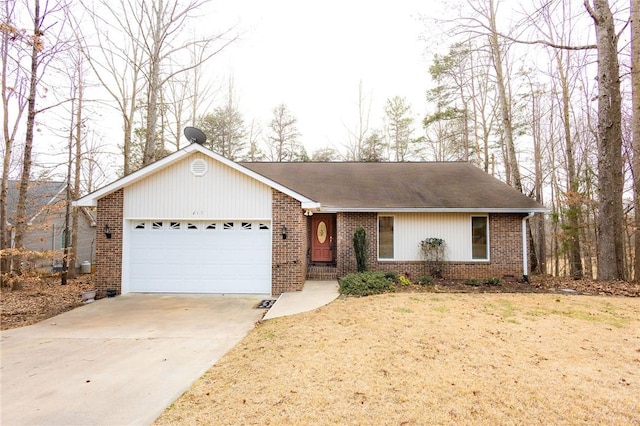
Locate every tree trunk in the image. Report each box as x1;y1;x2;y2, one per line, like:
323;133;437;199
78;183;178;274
631;0;640;281
530;79;545;274
586;0;625;280
143;0;163;166
1;4;16;277
69;61;84;280
14;0;42;273
488;0;521;192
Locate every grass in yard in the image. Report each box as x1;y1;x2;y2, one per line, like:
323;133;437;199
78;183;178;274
155;293;640;425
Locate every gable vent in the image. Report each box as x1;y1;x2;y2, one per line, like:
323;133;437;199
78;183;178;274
190;159;208;177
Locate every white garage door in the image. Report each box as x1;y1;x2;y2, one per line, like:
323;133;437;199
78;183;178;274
128;220;271;294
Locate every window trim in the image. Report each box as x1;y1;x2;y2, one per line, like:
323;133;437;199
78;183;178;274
471;215;489;261
378;215;395;260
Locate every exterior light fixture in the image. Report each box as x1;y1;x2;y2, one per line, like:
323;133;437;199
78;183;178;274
104;224;112;239
304;210;314;216
281;225;287;240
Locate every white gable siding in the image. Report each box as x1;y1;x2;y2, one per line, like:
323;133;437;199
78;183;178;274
124;153;272;219
390;212;482;262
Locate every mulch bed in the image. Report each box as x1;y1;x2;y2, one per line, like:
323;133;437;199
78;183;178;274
393;275;640;297
1;274;95;330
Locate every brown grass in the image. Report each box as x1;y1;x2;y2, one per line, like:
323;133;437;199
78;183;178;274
155;293;640;425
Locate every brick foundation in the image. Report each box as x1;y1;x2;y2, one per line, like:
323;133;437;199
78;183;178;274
95;189;123;298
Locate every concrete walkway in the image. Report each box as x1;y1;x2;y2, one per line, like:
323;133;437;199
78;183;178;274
0;294;264;426
263;280;339;320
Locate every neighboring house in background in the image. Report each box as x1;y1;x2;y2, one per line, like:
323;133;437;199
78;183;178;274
75;142;546;297
6;180;97;272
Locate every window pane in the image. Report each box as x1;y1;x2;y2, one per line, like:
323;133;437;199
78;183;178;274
472;217;488;259
379;216;394;259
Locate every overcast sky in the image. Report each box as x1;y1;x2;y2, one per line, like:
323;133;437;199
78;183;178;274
204;0;439;155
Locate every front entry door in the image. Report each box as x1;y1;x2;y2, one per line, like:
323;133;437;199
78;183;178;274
311;214;334;262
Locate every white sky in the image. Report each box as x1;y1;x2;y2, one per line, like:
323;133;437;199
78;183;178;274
204;0;438;155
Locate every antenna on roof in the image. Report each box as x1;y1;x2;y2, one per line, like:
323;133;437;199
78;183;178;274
183;127;207;145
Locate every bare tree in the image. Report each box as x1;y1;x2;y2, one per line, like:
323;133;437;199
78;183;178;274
14;0;72;274
342;81;372;161
484;0;521;191
244;119;265;161
266;104;302;162
138;0;236;166
79;0;145;175
1;2;28;277
81;0;236;172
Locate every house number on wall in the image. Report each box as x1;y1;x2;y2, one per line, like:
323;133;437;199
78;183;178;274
317;221;327;244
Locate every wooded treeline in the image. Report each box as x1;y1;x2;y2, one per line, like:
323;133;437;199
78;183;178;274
1;0;638;282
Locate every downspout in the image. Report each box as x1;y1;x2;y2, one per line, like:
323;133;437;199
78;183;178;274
522;212;535;283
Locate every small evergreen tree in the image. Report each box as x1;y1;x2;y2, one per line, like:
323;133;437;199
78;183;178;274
353;226;368;272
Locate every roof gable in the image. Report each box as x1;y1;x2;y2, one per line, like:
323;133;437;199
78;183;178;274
74;144;319;208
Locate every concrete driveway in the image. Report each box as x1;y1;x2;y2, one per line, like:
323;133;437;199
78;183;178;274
0;293;265;425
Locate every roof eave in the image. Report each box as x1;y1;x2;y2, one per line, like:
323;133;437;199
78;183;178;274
320;207;549;213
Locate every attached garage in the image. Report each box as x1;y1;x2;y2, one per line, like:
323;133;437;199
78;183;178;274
127;220;271;294
74;143;321;297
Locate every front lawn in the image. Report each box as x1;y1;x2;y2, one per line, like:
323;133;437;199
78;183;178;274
155;293;640;425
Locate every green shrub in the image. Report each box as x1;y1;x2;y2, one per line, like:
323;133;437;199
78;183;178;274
417;275;433;285
465;278;482;287
353;226;368;272
384;271;399;282
398;274;412;286
485;277;501;286
339;272;395;296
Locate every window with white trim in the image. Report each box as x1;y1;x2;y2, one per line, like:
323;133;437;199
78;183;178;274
471;216;488;260
378;216;394;259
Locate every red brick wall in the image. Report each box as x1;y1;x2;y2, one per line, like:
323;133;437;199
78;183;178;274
336;212;528;281
95;189;123;297
336;212;378;276
271;190;306;295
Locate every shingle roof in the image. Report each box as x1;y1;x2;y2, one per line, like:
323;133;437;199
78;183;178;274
240;162;545;212
6;180;67;221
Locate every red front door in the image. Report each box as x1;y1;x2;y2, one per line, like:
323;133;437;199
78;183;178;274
311;215;334;262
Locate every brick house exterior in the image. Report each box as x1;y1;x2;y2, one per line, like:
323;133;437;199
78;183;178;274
335;212;526;280
77;143;545;297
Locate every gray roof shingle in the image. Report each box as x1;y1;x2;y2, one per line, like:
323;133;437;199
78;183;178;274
240;162;545;212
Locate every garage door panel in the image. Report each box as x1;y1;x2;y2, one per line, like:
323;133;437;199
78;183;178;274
128;220;271;294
